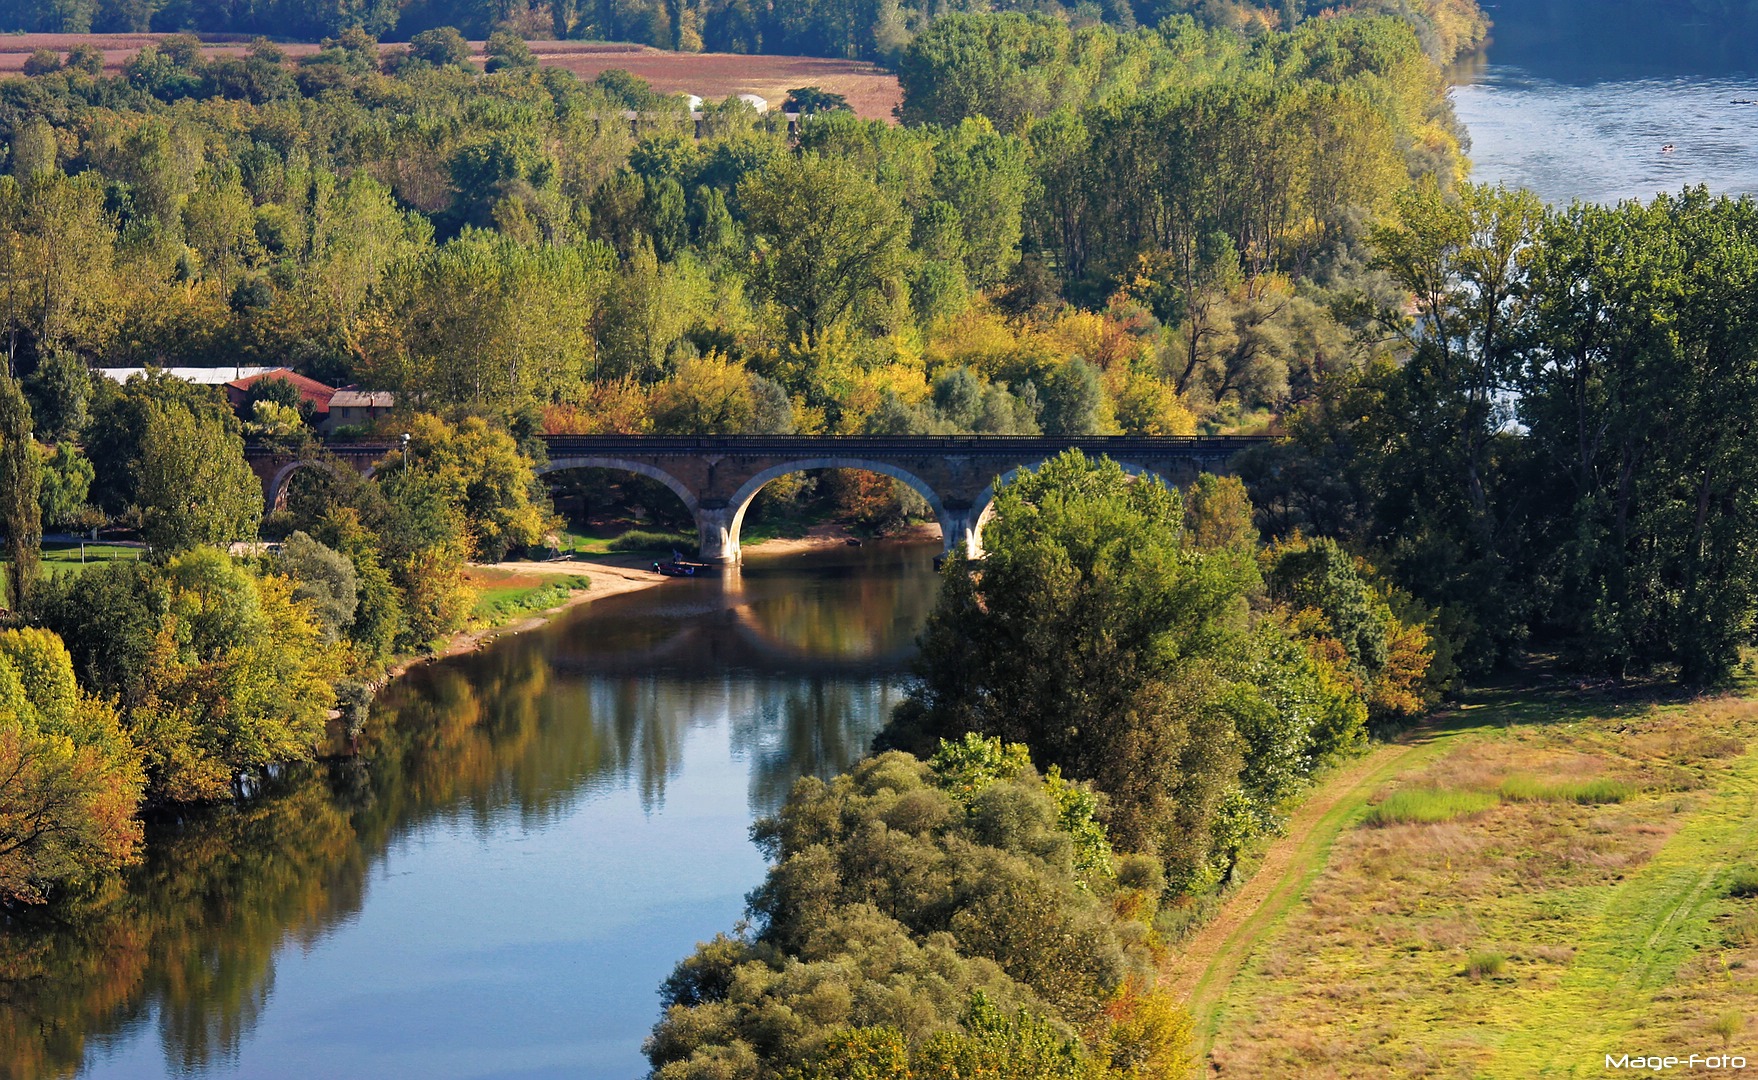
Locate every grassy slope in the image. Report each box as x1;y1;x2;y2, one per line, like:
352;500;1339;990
1185;685;1758;1077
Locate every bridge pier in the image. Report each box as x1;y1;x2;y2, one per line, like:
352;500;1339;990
696;504;740;564
939;505;985;561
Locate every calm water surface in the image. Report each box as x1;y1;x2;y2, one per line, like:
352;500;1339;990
2;544;939;1079
1451;2;1758;204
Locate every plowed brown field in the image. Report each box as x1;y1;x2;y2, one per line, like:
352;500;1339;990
0;35;902;120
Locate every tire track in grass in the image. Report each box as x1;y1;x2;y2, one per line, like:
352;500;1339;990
1164;713;1483;1067
1491;750;1758;1076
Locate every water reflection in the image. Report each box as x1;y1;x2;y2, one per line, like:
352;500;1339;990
0;542;940;1080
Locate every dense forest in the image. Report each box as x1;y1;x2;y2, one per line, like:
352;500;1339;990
1;0;1488;65
0;15;1464;440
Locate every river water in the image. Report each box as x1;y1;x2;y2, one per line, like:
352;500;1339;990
0;544;939;1080
1450;1;1758;204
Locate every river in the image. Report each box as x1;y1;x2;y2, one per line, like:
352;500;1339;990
1450;0;1758;204
0;544;940;1080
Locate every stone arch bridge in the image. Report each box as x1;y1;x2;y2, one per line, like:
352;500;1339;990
246;435;1268;564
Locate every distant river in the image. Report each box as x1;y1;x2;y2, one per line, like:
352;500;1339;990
1449;1;1758;204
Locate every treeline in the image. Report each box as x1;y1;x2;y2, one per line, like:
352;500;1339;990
2;0;1486;66
1248;183;1758;686
651;452;1438;1075
2;15;1461;445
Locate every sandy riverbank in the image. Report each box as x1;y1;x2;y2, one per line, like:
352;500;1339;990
741;522;941;557
385;562;667;679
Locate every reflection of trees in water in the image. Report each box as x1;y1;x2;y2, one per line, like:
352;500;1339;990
0;547;938;1075
731;676;905;815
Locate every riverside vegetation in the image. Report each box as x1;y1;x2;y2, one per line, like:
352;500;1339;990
0;5;1484;908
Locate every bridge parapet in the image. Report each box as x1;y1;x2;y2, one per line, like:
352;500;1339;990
247;435;1272;562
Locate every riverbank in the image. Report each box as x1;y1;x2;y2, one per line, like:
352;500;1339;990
385;561;668;680
742;521;941;557
381;521;941;679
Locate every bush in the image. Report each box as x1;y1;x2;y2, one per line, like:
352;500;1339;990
1362;787;1498;827
1725;866;1758;899
607;529;695;552
1464;951;1505;980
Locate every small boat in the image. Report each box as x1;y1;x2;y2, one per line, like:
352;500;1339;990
1661;143;1677;153
844;537;863;546
652;559;706;577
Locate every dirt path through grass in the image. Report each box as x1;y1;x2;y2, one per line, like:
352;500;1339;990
1163;718;1474;1063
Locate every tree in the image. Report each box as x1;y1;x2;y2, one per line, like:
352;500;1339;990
22;49;63;77
0;374;41;610
882;451;1259;882
129;550;340;802
133;401;262;555
1036;358;1110;435
783;86;849;113
484;30;537;72
23;348;89;441
276;531;358;644
392;414;553;562
649;353;759;433
1517;190;1758;683
408;27;473;69
740;153;909;346
0;628;144;905
36;442;92;532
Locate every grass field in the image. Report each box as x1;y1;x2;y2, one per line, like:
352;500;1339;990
1193;685;1758;1077
463;566;592;624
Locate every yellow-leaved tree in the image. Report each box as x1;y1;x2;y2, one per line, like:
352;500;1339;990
0;628;144;903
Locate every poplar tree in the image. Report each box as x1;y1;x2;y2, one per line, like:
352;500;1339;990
0;373;40;610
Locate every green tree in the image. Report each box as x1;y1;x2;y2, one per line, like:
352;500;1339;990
408;27;473;69
883;451;1258;882
276;531;358;644
484;30;537;72
23;347;89;441
37;441;92;532
133;401;262;554
740;153;909;346
0;374;41;609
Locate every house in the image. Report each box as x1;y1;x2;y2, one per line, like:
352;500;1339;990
326;389;396;431
224;368;338;421
97;365;280;385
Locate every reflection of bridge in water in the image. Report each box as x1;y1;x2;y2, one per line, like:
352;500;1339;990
247;435;1268;564
545;568;926;678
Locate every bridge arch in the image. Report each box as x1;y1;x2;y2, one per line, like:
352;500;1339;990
538;456;702;517
713;458;951;565
266;458;378;511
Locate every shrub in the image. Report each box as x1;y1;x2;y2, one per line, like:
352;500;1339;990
1725;866;1758;899
607;529;696;552
1712;1010;1745;1047
1362;787;1497;827
1464;951;1505;980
